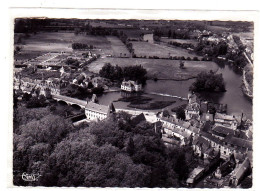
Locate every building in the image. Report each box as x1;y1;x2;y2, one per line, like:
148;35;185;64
85;95;116;121
215;155;236;179
211;125;235;140
214;113;238;130
186;166;205;186
185;93;200;120
229;157;251;186
91;77;110;88
121;80;142;92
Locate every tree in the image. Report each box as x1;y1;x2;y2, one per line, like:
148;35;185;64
22;92;32;101
126;137;135;156
174;153;189;181
179;60;185;69
176;107;186;120
168;29;172;38
189;72;226;92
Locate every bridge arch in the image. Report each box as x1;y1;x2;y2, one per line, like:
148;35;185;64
57;100;68;106
71;104;81;110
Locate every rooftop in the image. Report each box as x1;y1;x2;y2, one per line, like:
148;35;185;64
85;102;109;114
212;126;235;137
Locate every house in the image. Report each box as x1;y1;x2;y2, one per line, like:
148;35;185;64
192;136;212;158
186;166;205;186
185;93;200;120
85;95;115;121
92;77;110;88
214;113;238;130
222;135;253;155
121;80;142;92
215;154;236;179
154;121;163;134
211;125;235;140
201;113;214;122
229;157;251;186
161;134;180;147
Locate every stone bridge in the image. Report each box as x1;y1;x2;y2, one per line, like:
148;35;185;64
52;94;87;109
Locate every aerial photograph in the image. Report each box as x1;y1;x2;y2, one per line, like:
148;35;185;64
13;18;253;188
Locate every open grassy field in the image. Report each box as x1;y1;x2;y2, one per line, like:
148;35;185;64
160;38;199;46
106;36;130;57
88;57;218;80
14;32;113;61
132;41;201;59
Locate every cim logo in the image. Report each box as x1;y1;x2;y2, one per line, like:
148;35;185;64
22;172;41;182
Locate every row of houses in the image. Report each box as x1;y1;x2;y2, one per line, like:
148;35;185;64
154;92;252;187
14;73;68;96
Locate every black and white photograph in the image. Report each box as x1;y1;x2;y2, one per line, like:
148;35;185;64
9;8;256;189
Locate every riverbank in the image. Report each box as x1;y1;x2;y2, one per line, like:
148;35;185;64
242;69;253;99
89;57;219;81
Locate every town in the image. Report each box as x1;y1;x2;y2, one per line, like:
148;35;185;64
13;19;253;188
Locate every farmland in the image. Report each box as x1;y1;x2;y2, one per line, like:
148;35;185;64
106;36;130;57
132;41;201;59
88;57;218;80
160;38;199;46
14;32;114;61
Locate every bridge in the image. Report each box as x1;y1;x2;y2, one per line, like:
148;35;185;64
52;94;87;109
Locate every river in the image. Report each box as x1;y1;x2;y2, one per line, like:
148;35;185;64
97;34;252;120
98;61;252;119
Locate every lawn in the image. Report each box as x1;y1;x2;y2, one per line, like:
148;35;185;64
106;36;130;57
132;41;201;59
88;57;218;80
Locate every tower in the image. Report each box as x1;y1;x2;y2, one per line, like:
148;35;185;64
107;102;116;116
91;94;98;103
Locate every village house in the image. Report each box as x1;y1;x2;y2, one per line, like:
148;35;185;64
18;76;68;97
156;112;200;146
121;80;142;92
85;95;115;122
192;136;212;158
229;157;251;187
91;76;110;89
185;93;200;120
211;125;235;140
214;112;239;130
215;154;236;179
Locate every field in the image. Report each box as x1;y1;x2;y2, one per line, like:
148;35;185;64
14;32;113;61
233;31;254;51
132;41;201;59
88;57;218;80
120;29;152;39
106;36;130;57
160;38;199;46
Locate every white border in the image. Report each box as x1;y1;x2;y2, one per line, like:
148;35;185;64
2;1;260;191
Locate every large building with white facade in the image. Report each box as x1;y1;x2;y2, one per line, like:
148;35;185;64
121;80;142;92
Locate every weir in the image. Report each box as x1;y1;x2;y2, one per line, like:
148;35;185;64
148;92;188;100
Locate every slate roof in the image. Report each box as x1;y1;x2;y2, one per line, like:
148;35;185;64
223;136;252;151
85;102;109;114
215;113;235;121
212;126;235;137
202;121;213;132
162;135;179;145
201;113;214;122
200;131;222;145
232;157;250;180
